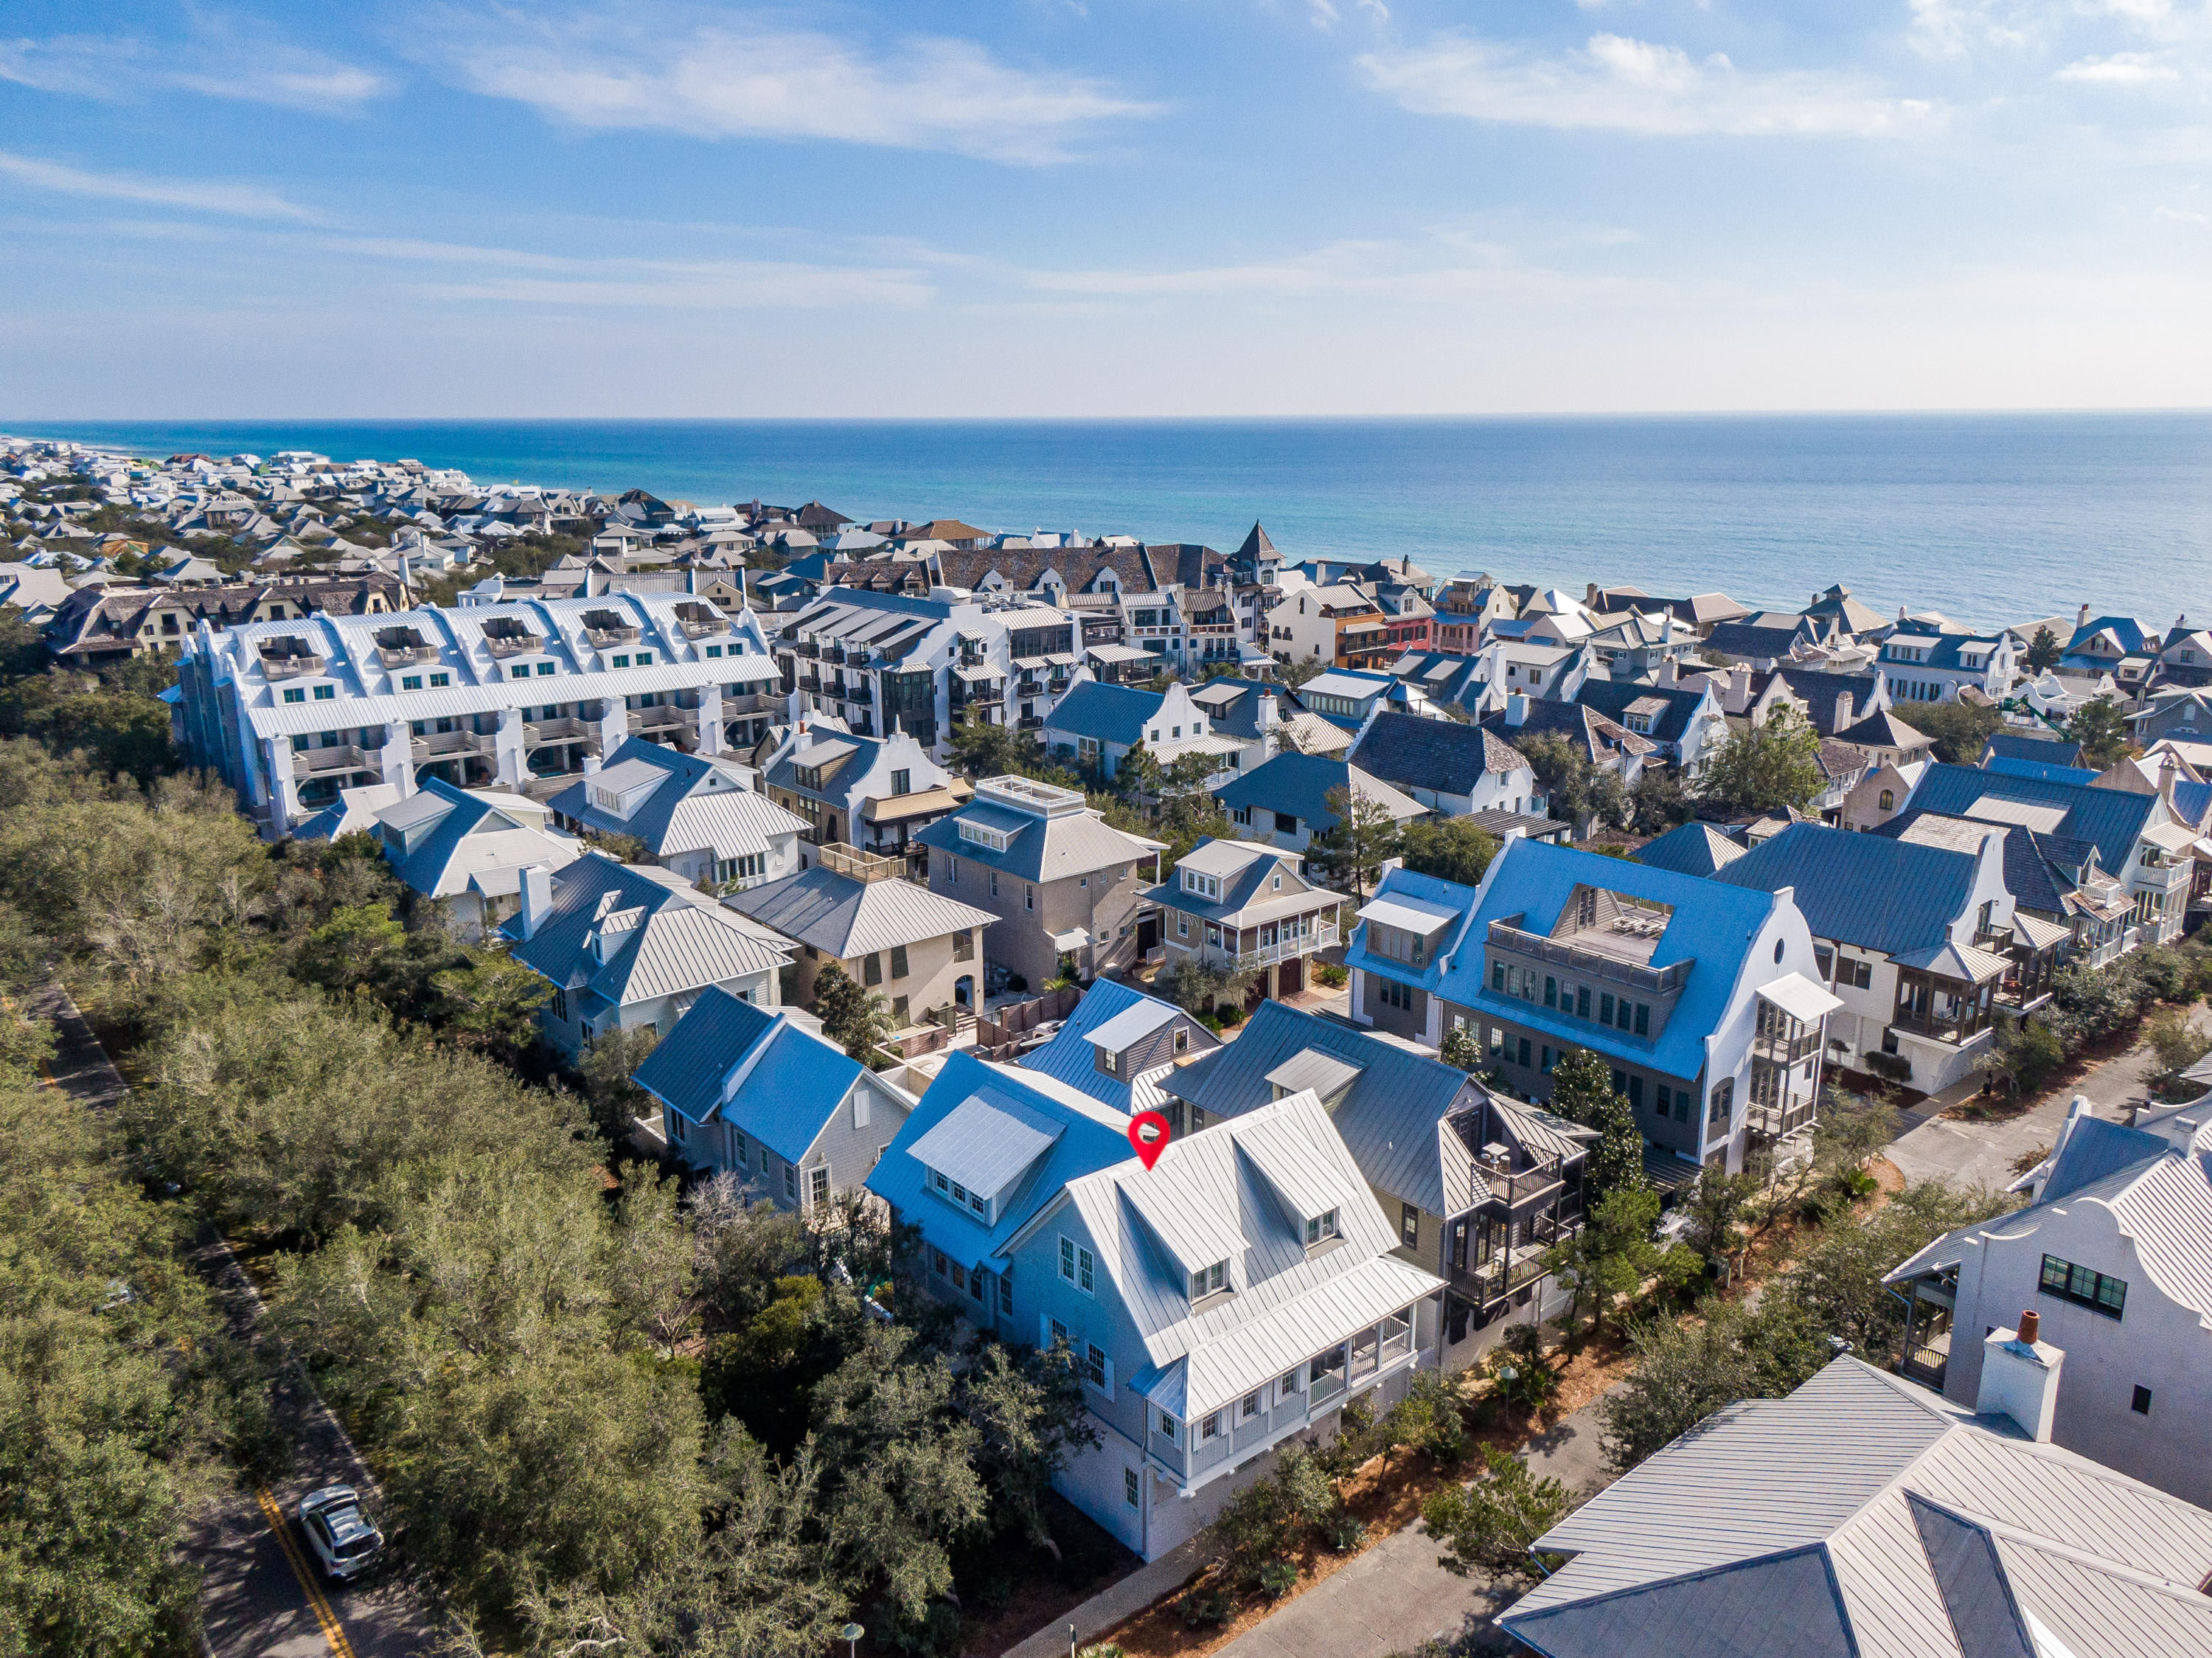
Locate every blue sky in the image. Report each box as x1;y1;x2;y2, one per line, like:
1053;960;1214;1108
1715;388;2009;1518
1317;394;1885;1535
3;0;2209;417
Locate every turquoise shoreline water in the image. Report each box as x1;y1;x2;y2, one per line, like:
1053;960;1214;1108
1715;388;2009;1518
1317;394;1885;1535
13;413;2212;630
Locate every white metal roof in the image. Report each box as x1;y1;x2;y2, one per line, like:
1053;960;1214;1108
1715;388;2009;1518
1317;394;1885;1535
1264;1048;1366;1100
905;1090;1063;1201
1756;972;1846;1024
1357;892;1464;934
1085;999;1180;1052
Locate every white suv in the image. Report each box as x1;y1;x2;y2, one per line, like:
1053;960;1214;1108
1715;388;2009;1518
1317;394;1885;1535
298;1486;383;1581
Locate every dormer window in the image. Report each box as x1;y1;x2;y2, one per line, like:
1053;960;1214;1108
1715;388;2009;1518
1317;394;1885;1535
1181;870;1221;900
1189;1260;1228;1300
1304;1210;1340;1247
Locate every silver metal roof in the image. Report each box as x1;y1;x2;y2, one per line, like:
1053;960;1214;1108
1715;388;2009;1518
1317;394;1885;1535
1504;1359;2212;1658
1083;999;1181;1052
905;1089;1063;1201
1264;1047;1366;1100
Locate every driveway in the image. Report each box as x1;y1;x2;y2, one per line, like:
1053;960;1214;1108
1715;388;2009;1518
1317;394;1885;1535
29;984;435;1658
1887;1004;2208;1191
1210;1394;1616;1658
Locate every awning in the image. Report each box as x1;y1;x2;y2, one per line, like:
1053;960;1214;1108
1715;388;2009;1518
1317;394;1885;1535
2011;912;2071;951
1892;940;2011;982
953;664;1001;683
1048;926;1093;951
1012;656;1050;670
1045;653;1080;667
863;785;966;823
1087;643;1161;664
1756;972;1846;1024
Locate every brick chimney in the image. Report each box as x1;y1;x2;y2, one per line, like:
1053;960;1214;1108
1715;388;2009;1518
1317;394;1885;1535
1975;1310;2065;1441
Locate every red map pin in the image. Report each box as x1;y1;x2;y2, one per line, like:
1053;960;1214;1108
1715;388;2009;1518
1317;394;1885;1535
1127;1110;1172;1170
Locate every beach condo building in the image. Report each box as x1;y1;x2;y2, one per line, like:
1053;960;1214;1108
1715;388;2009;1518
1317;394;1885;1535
173;592;783;837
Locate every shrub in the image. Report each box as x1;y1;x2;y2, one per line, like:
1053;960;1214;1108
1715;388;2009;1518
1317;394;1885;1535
1180;1586;1234;1628
1422;1448;1573;1580
1863;1050;1912;1084
1314;962;1349;988
2145;1007;2212;1080
1258;1558;1299;1598
1324;1513;1367;1552
1217;1002;1245;1027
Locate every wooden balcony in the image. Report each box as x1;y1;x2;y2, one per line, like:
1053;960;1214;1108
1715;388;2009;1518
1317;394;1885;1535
482;631;543;659
411;728;495;760
523;717;598;750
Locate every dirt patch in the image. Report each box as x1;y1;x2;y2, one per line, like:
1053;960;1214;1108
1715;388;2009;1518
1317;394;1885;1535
1089;1351;1631;1658
956;1494;1141;1657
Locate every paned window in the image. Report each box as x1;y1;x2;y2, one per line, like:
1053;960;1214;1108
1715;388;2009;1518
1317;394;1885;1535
2039;1253;2126;1318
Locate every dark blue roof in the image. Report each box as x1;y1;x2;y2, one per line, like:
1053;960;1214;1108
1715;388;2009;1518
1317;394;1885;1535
1715;822;1976;955
2043;1116;2168;1204
1349;711;1531;797
631;987;865;1163
1876;811;2083;915
1767;667;1885;737
1342;867;1482;1000
1905;763;2155;874
1633;820;1747;878
1704;620;1811;659
1042;679;1158;748
1015;979;1206;1109
1217;752;1363;831
1983;755;2099;787
2065;614;2147;655
1983;731;2085;769
1570;680;1707;745
2173;778;2212;830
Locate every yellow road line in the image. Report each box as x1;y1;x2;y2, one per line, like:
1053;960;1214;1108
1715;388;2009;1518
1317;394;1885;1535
254;1487;359;1658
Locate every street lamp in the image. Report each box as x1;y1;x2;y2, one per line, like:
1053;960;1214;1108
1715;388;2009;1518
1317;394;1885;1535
840;1623;864;1658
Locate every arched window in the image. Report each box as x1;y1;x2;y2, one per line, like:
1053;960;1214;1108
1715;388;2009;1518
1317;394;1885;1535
1879;789;1894;811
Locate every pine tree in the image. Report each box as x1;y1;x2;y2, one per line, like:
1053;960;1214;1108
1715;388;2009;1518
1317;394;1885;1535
1548;1047;1648;1203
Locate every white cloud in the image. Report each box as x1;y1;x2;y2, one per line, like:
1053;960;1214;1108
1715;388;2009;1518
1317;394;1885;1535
418;7;1158;164
326;234;933;308
1358;33;1940;137
0;150;315;221
2056;52;2180;82
2154;204;2209;224
0;32;388;112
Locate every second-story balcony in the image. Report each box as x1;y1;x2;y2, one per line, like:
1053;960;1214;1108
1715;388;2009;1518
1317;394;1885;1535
719;690;774;716
291;743;380;780
628;704;694;738
523;716;597;749
410;728;496;760
1194;918;1339;971
1486;918;1689;996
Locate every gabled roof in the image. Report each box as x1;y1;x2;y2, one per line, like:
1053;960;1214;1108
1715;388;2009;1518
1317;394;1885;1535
2066;614;2148;655
1214;752;1424;833
1634;819;1747;878
1905;763;2158;875
1766;667;1886;738
865;1049;1135;1269
1503;1357;2212;1658
914;794;1160;884
379;777;581;900
1571;679;1710;745
1024;1088;1444;1420
550;736;808;857
1040;679;1159;747
1478;699;1655;766
1015;979;1212;1112
1349;711;1532;799
1715;822;1981;957
632;987;874;1164
499;853;793;1007
1164;999;1488;1218
1234;521;1278;561
724;866;995;959
1983;729;2087;769
1703;619;1815;660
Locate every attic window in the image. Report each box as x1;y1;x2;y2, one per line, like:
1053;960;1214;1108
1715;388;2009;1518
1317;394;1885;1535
959;820;1009;853
1188;1260;1228;1300
1181;870;1221;900
1304;1210;1340;1246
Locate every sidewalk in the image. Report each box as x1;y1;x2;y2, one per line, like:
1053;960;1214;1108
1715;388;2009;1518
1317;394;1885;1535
1002;1536;1213;1658
1201;1394;1616;1658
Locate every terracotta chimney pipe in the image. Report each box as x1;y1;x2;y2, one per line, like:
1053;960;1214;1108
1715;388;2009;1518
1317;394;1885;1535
2017;1310;2039;1345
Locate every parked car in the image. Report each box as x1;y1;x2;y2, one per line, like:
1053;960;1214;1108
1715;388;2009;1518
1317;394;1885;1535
298;1485;383;1581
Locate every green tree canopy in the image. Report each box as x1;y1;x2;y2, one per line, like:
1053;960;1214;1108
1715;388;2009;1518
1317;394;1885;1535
2066;694;2131;769
812;961;897;1062
1309;784;1405;899
1397;815;1499;887
1698;704;1824;817
2025;626;2062;672
1548;1048;1646;1204
1514;730;1628;831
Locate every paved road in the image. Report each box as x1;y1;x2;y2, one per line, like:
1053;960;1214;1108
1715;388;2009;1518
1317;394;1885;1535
1887;1005;2209;1190
1210;1393;1618;1658
28;984;434;1658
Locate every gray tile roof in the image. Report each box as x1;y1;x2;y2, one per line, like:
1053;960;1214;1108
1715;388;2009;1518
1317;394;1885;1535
1503;1358;2212;1658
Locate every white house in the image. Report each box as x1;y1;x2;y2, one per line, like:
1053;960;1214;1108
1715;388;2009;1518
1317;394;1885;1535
1886;1092;2212;1508
549;736;807;893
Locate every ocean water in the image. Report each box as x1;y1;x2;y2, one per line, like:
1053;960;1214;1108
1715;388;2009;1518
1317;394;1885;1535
15;413;2212;631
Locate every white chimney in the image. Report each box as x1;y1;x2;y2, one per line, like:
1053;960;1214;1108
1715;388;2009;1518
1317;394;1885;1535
2078;603;2091;628
518;864;554;941
1506;691;1529;727
1976;1310;2065;1442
